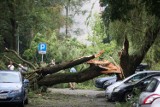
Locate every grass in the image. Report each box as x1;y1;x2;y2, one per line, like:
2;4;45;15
50;79;98;90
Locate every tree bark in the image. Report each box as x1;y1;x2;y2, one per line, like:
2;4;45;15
120;22;160;77
35;51;105;75
7;0;18;50
38;65;102;86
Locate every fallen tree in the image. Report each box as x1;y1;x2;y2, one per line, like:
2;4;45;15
4;49;123;87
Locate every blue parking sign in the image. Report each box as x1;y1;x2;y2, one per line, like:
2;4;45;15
38;43;47;54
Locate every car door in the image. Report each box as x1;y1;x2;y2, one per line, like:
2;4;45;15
134;74;158;92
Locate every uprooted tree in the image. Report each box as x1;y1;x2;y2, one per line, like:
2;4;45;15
4;48;124;88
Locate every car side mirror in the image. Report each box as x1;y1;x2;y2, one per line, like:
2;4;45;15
23;79;29;87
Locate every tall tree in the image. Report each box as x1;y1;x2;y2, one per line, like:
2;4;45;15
100;0;160;77
0;0;65;53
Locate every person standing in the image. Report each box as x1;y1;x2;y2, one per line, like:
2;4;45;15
22;64;28;72
69;67;77;90
18;63;28;73
49;59;56;67
8;61;15;70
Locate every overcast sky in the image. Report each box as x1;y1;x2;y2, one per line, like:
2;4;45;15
72;0;101;44
60;0;101;45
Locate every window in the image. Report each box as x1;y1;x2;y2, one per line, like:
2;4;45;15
126;73;147;83
0;72;21;83
145;79;159;92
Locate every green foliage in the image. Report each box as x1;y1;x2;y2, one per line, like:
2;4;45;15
51;80;96;90
100;0;160;69
76;80;96;90
0;0;91;61
100;0;160;21
23;32;45;61
144;37;160;69
23;30;88;64
107;4;156;52
100;0;134;22
88;13;119;62
0;0;66;53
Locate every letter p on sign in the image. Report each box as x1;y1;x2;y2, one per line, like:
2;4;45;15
38;43;47;54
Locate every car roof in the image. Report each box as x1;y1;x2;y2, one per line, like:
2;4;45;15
152;76;160;81
135;70;160;74
121;70;160;83
136;73;160;84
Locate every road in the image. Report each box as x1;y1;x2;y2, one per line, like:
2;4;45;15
25;88;115;107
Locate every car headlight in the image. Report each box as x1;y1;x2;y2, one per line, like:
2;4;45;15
10;89;22;94
113;87;120;92
104;82;111;86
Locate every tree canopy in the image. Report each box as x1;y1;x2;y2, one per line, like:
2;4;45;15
100;0;160;76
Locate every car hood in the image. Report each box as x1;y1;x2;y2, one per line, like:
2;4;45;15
106;81;122;93
0;83;22;90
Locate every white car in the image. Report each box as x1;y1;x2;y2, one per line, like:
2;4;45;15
105;71;160;101
137;76;160;107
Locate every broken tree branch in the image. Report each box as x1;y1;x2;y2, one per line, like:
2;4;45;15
35;50;105;75
5;48;36;69
38;65;102;86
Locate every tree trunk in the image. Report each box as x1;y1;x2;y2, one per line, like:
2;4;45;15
38;65;102;86
8;0;18;50
120;22;160;77
35;51;105;75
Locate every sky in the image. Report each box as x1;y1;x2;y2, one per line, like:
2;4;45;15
60;0;102;45
72;0;101;44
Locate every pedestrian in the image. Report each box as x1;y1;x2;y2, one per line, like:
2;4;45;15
18;63;28;73
49;59;56;67
18;64;23;72
23;63;28;72
51;59;55;65
8;61;15;70
69;67;77;90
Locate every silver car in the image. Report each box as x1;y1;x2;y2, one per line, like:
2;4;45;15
105;71;160;101
0;71;29;107
137;76;160;107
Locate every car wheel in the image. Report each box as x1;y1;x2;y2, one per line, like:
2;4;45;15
124;92;133;102
18;101;24;107
24;97;28;104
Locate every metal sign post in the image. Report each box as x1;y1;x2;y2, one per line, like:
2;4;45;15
41;54;44;62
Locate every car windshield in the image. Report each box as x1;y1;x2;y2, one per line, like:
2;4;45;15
0;72;21;83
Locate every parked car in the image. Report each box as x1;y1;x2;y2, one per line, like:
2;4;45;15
137;76;160;107
95;75;117;89
0;71;29;107
111;73;160;102
95;64;149;90
105;71;160;101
